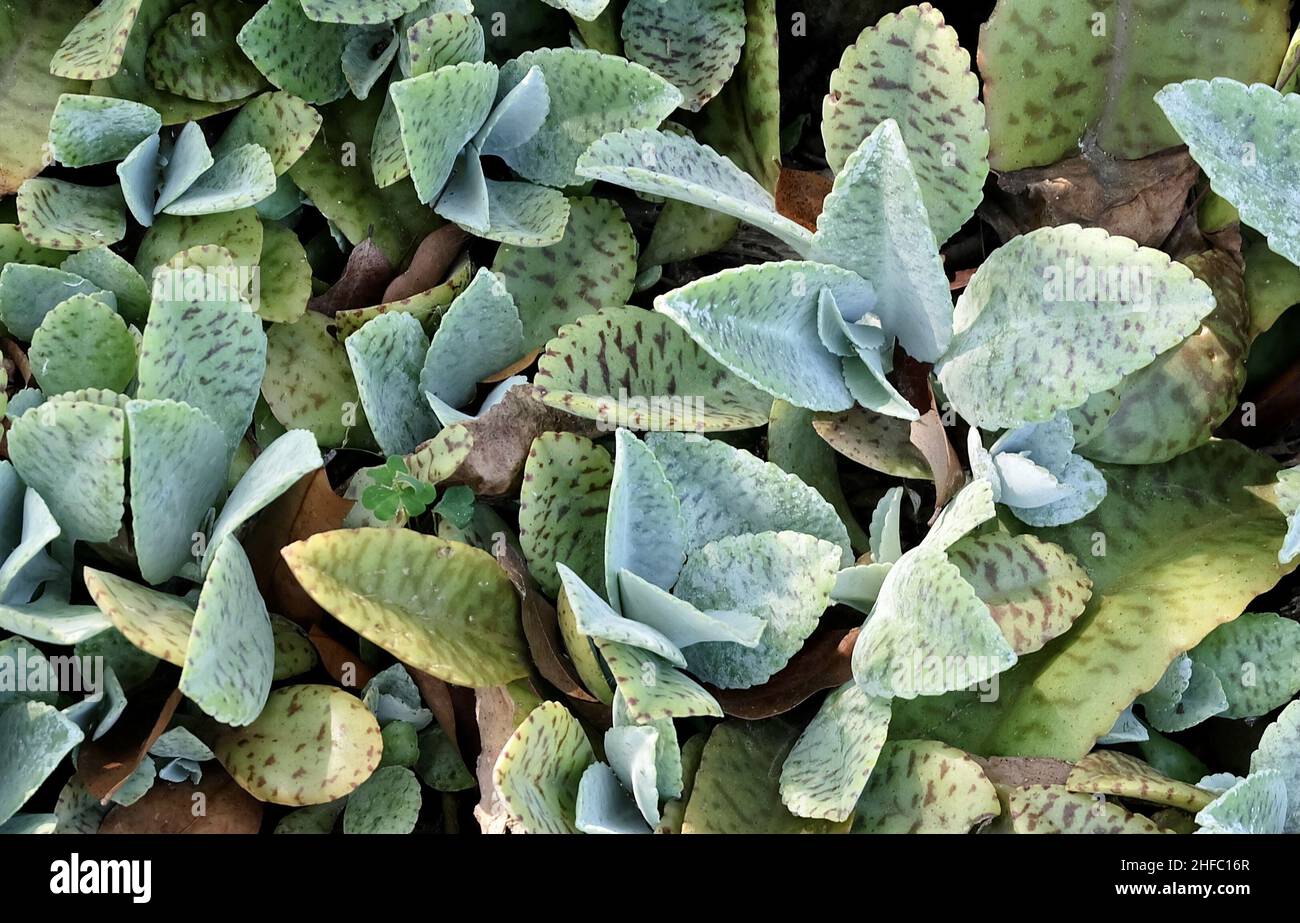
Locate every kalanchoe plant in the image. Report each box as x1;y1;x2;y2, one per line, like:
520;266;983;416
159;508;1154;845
2;0;1300;851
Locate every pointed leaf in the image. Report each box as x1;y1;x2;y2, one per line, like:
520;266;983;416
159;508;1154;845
595;638;723;724
235;0;350;104
604;429;687;609
519;432;611;598
492;701;593;834
346;312;440;455
1191;612;1300;719
49;0;144;80
780;682;891;822
420;268;524;409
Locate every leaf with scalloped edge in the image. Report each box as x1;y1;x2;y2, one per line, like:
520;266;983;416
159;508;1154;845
535;308;770;433
0;0;87;195
596;638;722;724
235;0;351;105
389;61;497;205
979;0;1289;172
604;429;686;610
211;91;322;176
645;432;852;563
0;264;113;340
1191;612;1300;719
0;702;84;827
136;267;267;450
948;532;1092;657
937;224;1217;430
578;128;810;253
420;268;523;410
1249;699;1300;832
891;442;1295;761
284;528;529;686
346;312;439;456
852;543;1015;700
147;0;265;103
7;398;125;543
405;11;483;77
50;0;143;80
179;537;274;725
83;568;193;664
60;246;150;325
621;0;743;113
1137;653;1228;733
492;701;593;834
1196;770;1288;835
1066;750;1214;813
559;562;686;667
263;313;374;448
497;48;681;187
676;531;840;689
779;682;890;822
655;261;877;412
215;684;381;806
204;429;322;570
341;765;420;834
161;143;277;216
28;294;136;396
302;0;422;24
17;179;125;250
126;399;227;584
1006;784;1165;834
810;121;951;363
853;740;1000;833
519;432;611;598
47;93;160;167
255;221;310;324
492;197;637;351
135;208;263;282
825;5;986;246
683;720;846;834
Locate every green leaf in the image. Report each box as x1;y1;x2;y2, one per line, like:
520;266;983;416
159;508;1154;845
853;740;1000;834
1137;653;1228;733
823;5;987;244
126;399;228;584
595;638;722;723
780;683;891;822
1191;612;1300;719
161;143;278;216
342;766;422;834
83;568;193;665
17;179;125;250
676;531;840;689
1066;750;1214;813
493;196;637;351
892;442;1295;760
215;684;382;805
492;701;593;834
137;267;267;450
682;721;846;834
60;246;151;326
497;48;681;187
28;294;136;396
0;702;84;826
948;532;1092;657
0;0;88;195
604;724;660;825
302;0;422;25
179;537;273;725
575;761;650;834
405;11;484;76
134;208;264;282
49;0;144;80
7;398;125;543
264;312;373;449
420;268;523;409
979;0;1289;171
655;261;876;411
809;120;952;362
645;432;852;562
937;224;1217;430
212;90;322;176
559;562;686;667
47;93;160;167
1196;770;1288;835
617;569;765;649
255;221;311;324
577;128;811;253
235;0;350;105
1006;784;1164;834
346;312;440;455
283;528;529;686
389;61;497;205
1249;700;1300;832
0;264;112;340
147;0;266;103
519;432;611;598
621;0;744;112
604;429;687;609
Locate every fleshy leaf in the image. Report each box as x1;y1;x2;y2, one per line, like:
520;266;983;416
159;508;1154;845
604;724;660;826
1137;654;1228;734
17;179;125;250
577;128;811;253
519;432;611;598
301;0;422;25
1191;612;1300;719
116;133;160;226
180;537;274;726
558;562;686;668
1006;785;1164;834
596;639;723;724
822;4;987;244
493;196;637;350
49;0;145;80
47;93;160;167
621;0;743;112
346;312;440;456
0;264;113;341
263;312;374;449
161;143;278;216
1066;750;1214;813
496;48;682;187
235;0;350;104
215;684;382;805
420;268;524;409
134;208;263;282
28;294;136;396
853;740;1000;833
618;570;765;649
809;120;952;362
255;221;311;323
575;762;650;834
406;11;484;76
1248;700;1300;832
60;245;150;325
676;531;840;689
1195;770;1288;835
283;528;529;686
213;91;323;176
147;0;266;103
83;568;194;665
492;701;593;834
779;682;891;822
937;224;1217;429
127;399;228;584
604;429;687;610
0;702;84;826
342;766;422;834
655;261;877;412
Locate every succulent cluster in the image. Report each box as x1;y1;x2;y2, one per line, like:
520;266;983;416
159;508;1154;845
1;0;1300;837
